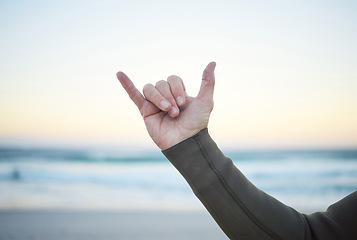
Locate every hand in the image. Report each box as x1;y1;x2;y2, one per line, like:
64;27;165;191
117;62;216;150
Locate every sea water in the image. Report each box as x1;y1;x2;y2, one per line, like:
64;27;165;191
0;147;356;213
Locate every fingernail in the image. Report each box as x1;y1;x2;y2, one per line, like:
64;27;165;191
170;107;178;115
177;96;184;106
160;100;170;109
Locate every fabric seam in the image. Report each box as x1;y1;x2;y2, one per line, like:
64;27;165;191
170;148;235;239
194;134;282;240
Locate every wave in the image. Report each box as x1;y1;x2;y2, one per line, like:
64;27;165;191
1;147;357;163
0;147;166;163
1;147;356;212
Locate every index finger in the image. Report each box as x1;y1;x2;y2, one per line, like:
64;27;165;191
116;71;145;109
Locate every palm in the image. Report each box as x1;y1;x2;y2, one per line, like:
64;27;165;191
143;96;212;149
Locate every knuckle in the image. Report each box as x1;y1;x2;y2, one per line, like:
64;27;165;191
167;75;179;83
155;80;167;88
143;83;153;92
165;95;175;103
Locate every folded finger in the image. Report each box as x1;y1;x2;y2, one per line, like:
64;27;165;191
167;75;186;107
155;80;179;117
143;83;172;112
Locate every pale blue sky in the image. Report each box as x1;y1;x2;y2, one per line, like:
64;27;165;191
1;0;356;149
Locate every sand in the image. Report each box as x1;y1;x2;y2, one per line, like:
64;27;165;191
0;210;228;240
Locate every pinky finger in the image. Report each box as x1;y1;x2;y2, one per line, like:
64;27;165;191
117;71;146;110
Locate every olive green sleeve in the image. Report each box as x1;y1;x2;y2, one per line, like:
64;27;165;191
162;128;357;240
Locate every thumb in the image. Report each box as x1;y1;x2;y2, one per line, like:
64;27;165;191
197;61;216;101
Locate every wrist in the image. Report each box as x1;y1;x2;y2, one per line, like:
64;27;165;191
160;128;208;151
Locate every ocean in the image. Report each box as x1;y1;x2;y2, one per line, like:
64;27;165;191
1;147;356;214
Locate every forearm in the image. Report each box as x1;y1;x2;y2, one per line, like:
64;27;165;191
162;128;311;240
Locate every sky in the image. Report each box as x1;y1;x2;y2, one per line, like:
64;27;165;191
0;0;356;150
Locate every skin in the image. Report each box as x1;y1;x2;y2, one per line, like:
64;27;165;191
116;61;216;150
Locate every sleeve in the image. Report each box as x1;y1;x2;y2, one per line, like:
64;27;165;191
162;128;357;240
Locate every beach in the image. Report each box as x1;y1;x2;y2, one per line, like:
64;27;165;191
1;147;357;239
0;209;227;240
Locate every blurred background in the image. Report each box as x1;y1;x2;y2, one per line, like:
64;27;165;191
0;0;357;236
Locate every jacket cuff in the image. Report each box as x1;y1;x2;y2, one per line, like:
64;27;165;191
162;128;216;183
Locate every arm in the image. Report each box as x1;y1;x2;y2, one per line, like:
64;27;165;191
163;128;357;239
116;62;357;240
